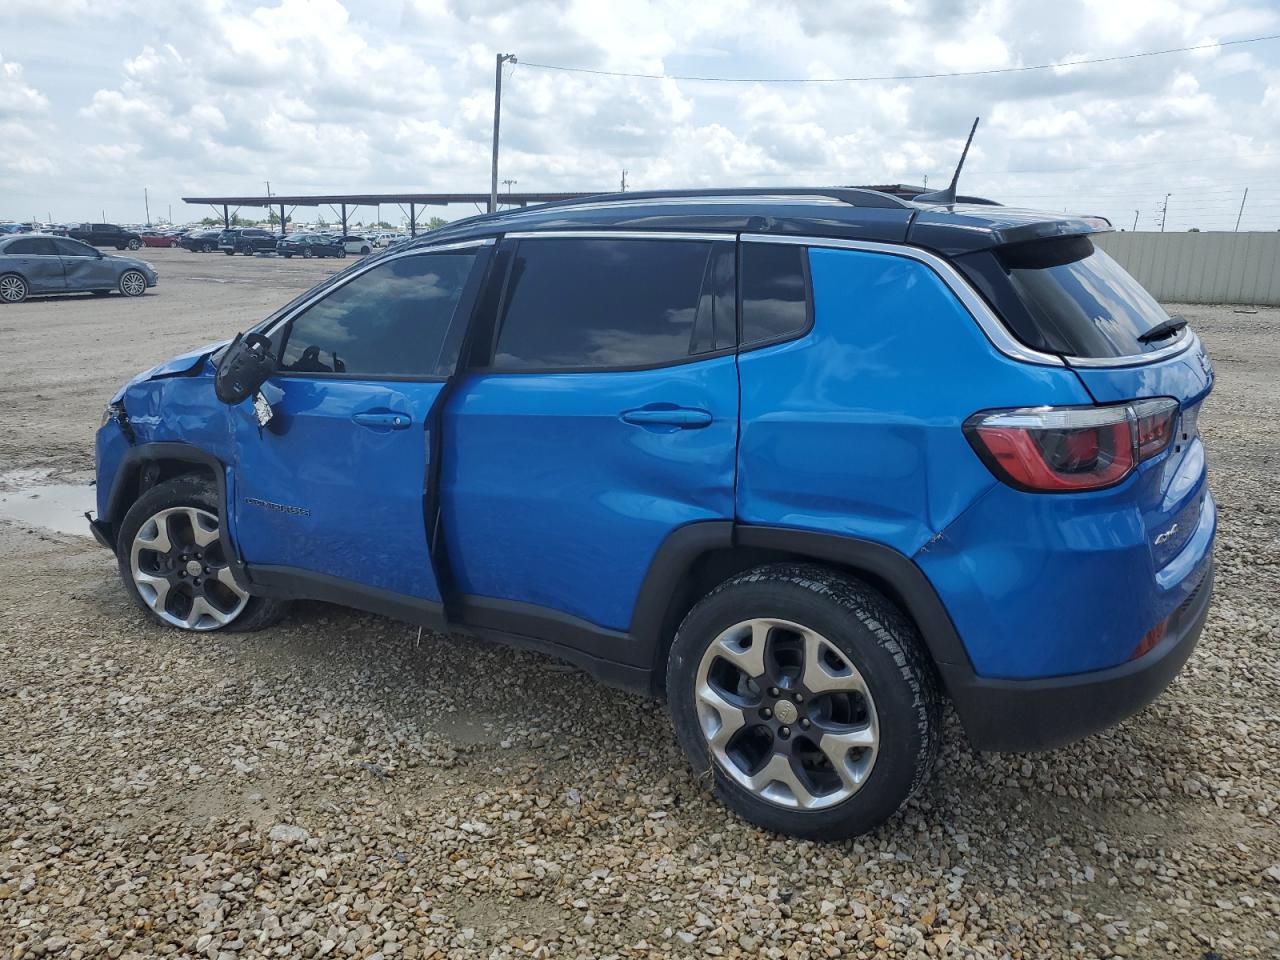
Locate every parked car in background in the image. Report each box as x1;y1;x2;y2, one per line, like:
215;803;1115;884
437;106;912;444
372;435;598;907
0;223;33;235
219;228;282;256
66;223;144;251
370;232;399;248
0;234;157;303
338;235;374;255
179;230;222;253
141;231;182;248
276;233;345;258
387;234;413;246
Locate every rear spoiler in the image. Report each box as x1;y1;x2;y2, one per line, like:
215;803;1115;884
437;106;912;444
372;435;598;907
907;208;1114;257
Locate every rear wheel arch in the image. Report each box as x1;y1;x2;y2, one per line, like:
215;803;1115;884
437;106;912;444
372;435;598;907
637;524;971;697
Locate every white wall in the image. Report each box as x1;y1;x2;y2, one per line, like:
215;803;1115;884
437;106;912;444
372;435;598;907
1094;231;1280;306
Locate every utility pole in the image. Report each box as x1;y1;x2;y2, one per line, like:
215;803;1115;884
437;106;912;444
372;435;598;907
1159;193;1171;233
144;187;150;227
1235;187;1249;232
265;181;271;197
620;169;628;192
1132;210;1139;231
489;53;517;214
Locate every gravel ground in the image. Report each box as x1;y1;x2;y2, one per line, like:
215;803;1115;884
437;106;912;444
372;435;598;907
1;252;1278;959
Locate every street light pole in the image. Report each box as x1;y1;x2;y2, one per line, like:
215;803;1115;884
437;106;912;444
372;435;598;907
1160;193;1171;233
490;53;517;214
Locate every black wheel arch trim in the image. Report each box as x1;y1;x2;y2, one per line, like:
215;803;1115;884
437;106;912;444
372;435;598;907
100;442;251;591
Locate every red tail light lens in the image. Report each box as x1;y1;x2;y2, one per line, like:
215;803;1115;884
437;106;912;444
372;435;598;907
965;398;1179;493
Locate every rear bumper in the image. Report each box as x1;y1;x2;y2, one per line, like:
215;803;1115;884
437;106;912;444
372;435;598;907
944;558;1213;752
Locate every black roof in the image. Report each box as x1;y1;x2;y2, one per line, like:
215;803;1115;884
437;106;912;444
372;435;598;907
406;187;1112;257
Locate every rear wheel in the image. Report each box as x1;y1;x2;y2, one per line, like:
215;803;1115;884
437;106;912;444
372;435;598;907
337;248;347;259
169;240;179;248
303;247;313;258
201;242;214;253
127;238;142;251
360;245;370;255
117;477;289;632
667;565;939;839
119;270;147;297
0;273;29;304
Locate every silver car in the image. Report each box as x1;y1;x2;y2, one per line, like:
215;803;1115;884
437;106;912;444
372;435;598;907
0;234;158;304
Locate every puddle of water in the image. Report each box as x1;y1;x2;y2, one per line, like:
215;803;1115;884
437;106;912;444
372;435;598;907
0;474;95;537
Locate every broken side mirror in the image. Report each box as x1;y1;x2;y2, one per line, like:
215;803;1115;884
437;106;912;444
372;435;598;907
214;332;277;405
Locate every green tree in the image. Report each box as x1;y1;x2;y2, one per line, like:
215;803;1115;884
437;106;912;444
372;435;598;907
425;216;448;231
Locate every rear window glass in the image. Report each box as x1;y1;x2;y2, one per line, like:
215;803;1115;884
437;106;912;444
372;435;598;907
963;235;1173;359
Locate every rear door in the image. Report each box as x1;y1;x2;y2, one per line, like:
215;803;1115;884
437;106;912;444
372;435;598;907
4;237;65;292
440;232;738;637
53;237;118;289
231;242;491;605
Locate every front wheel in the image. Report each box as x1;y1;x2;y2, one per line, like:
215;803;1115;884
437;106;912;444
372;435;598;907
667;565;940;839
117;477;289;632
336;248;347;259
169;240;179;248
127;239;142;251
360;246;370;255
119;270;147;297
303;247;313;258
201;242;214;253
0;273;29;304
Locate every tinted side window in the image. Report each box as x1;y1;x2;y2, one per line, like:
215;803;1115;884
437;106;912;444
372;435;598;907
52;238;96;257
741;243;810;345
7;238;58;255
280;252;477;377
493;238;729;370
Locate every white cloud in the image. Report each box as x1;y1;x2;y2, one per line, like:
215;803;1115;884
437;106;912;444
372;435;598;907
0;0;1277;230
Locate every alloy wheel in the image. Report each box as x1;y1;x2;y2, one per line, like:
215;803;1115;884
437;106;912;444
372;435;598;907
0;274;27;303
120;271;146;296
129;506;248;630
694;618;879;810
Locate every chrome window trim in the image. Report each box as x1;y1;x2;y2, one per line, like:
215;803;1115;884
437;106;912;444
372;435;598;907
1063;328;1194;367
742;233;1066;367
504;230;734;242
263;237;493;336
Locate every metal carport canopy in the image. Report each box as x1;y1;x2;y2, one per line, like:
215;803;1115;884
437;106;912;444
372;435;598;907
181;191;598;236
180;191;595;207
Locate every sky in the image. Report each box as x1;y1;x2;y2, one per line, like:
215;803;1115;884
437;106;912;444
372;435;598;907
1;0;1278;232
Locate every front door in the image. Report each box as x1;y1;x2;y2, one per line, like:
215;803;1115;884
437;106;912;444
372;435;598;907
52;237;119;288
440;234;739;635
231;243;490;605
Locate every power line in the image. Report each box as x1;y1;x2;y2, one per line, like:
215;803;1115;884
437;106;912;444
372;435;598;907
519;33;1280;84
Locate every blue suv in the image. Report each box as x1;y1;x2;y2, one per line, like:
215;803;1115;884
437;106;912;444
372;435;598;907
91;189;1214;838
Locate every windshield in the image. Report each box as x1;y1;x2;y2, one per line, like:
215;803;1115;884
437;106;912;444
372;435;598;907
955;235;1177;359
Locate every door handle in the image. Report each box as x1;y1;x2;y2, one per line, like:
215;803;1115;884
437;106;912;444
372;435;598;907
352;411;412;430
620;406;713;429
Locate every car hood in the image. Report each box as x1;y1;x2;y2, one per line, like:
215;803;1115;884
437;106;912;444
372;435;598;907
105;254;156;273
111;339;229;402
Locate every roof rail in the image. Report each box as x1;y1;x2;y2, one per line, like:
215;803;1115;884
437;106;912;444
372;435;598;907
502;186;915;213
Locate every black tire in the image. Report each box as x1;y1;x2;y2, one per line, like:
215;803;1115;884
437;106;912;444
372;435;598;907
360;246;370;255
667;564;940;840
303;247;313;258
118;270;147;297
127;239;142;251
169;240;179;248
116;476;289;633
0;273;28;304
337;248;347;259
202;242;214;253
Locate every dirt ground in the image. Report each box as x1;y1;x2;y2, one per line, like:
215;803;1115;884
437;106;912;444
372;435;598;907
1;248;1278;959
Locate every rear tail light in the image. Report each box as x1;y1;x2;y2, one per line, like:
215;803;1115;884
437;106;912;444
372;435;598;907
965;398;1179;493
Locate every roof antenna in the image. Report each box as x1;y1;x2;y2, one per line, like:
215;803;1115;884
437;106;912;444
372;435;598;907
915;116;980;205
